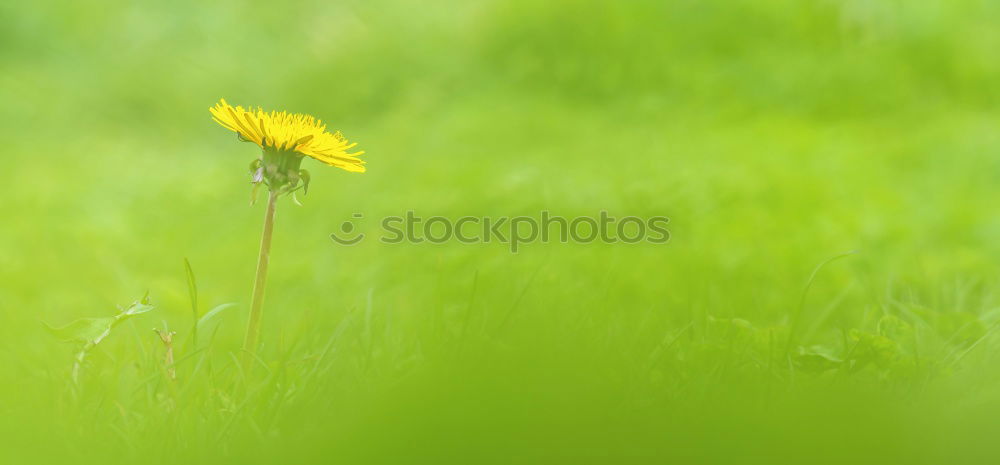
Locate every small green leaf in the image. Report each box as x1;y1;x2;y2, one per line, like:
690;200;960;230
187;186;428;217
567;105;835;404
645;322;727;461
197;303;237;334
123;300;155;316
794;345;842;372
848;329;900;370
44;317;115;344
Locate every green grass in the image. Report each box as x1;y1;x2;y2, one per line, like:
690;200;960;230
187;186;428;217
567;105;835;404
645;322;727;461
3;0;1000;462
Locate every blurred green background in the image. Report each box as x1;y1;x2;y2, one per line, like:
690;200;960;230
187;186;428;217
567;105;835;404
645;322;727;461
3;0;1000;462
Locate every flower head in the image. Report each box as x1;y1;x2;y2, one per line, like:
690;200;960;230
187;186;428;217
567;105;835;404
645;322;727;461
210;99;365;191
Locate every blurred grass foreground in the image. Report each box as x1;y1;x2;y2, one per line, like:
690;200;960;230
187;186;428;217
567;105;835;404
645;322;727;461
3;0;1000;463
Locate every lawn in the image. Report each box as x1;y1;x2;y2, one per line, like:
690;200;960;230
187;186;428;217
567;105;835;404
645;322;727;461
3;0;1000;463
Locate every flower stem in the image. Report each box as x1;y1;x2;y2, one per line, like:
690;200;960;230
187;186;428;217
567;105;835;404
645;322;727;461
243;189;279;367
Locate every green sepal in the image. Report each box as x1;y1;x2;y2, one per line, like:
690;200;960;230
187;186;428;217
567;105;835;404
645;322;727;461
299;169;311;195
250;182;262;206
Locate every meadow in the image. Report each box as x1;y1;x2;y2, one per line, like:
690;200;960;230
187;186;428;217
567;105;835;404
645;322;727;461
3;0;1000;462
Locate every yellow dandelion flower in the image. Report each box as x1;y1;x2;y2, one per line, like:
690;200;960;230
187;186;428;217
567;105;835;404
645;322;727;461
210;98;366;174
207;99;368;362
